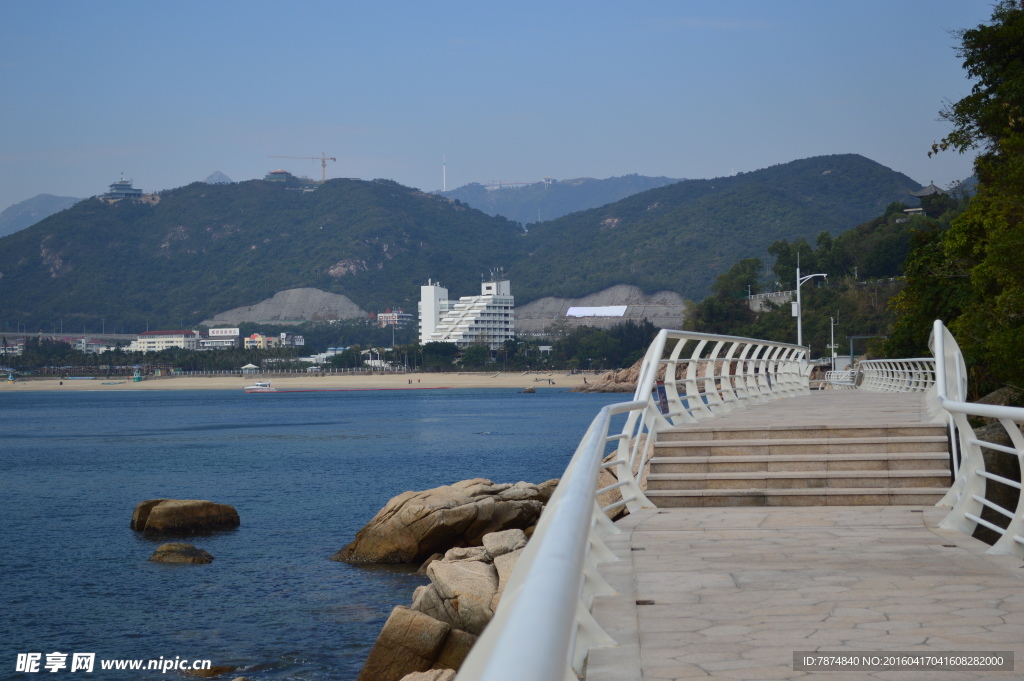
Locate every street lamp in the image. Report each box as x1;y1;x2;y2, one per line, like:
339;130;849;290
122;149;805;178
795;264;826;349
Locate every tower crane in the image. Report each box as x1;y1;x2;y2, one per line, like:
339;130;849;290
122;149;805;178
267;152;337;183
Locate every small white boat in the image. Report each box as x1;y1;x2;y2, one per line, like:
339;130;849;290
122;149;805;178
243;380;277;393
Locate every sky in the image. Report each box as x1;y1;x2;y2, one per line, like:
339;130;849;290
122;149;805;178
0;1;994;211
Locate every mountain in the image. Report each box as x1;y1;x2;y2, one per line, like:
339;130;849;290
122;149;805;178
203;171;234;184
511;154;921;301
0;194;82;238
0;154;920;332
0;178;523;331
442;174;681;225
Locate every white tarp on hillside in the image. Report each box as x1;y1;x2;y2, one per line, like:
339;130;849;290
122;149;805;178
566;306;628;318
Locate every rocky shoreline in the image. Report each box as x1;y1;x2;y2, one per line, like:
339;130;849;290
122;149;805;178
338;479;558;681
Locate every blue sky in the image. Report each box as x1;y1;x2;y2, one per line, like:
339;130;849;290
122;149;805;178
0;1;992;210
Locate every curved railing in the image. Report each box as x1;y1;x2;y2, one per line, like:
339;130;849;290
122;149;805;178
857;358;936;392
456;330;808;681
824;369;857;389
928;321;1024;558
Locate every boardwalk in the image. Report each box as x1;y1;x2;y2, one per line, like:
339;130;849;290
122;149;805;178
587;392;1024;680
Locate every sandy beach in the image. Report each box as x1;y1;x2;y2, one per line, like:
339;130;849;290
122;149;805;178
0;371;599;392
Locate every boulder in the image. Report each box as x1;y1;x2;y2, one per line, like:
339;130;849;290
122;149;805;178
490;546;524;612
182;666;236;678
423;560;498;635
400;671;456;681
132;499;240;536
417;553;444;575
432;629;477;672
148;543;214;564
443;546;489;562
333;479;557;564
357;606;451;681
482;529;526;558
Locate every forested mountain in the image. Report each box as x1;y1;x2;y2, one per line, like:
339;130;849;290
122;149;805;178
0;179;524;332
442;174;681;224
0;154;920;333
512;154;921;301
0;194;82;238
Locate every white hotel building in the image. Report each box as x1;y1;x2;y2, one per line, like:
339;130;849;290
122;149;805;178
419;276;515;350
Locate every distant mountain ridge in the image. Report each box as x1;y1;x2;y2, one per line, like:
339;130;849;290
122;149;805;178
442;174;682;224
0;194;82;238
0;154;921;331
511;154;922;301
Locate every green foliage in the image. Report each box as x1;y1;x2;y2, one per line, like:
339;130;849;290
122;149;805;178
421;341;458;369
0;179;524;331
550;319;658;369
460;343;491;368
0;155;921;333
894;2;1024;392
513;154;921;302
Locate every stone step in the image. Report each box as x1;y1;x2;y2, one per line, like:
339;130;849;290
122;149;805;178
653;435;949;457
650;452;951;474
644;487;948;508
645;469;951;491
658;424;946;442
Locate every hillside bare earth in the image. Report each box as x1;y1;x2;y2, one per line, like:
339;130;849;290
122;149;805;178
516;285;685;334
202;288;366;326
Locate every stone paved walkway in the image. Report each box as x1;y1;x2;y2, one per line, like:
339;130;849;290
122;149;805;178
588;506;1024;680
585;392;1024;679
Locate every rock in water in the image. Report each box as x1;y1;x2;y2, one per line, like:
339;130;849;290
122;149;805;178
148;542;214;564
357;606;451;681
131;499;240;536
333;478;556;564
400;671;456;681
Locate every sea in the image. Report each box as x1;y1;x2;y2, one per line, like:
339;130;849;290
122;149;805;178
0;387;625;680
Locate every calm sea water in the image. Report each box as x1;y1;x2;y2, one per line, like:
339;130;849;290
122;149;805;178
0;387;624;680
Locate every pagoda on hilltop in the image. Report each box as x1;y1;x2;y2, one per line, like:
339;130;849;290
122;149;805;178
100;174;144;201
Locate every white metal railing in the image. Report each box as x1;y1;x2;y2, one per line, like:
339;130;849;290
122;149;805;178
926;320;1024;558
857;358;936;392
824;369;857;388
456;330;808;681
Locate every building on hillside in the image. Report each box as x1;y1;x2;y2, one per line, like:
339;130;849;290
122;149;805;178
910;182;946;198
377;308;415;329
263;169;295;182
199;327;241;350
243;332;305;350
0;338;26;356
129;330;200;353
418;273;515;350
100;174;145;201
72;337;116;354
244;333;279;350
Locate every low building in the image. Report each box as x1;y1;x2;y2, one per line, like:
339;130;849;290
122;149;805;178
244;333;279;350
0;339;25;356
129;330;200;353
377;308;415;329
419;273;515;350
240;332;304;350
199;327;241;350
72;337;117;354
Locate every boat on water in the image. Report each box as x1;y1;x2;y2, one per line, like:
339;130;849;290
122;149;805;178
243;380;277;393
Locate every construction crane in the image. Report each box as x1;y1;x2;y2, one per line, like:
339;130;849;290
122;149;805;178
268;152;337;183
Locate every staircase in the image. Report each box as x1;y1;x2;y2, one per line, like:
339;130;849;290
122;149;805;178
644;423;951;507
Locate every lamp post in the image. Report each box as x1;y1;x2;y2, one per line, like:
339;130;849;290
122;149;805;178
795;264;826;349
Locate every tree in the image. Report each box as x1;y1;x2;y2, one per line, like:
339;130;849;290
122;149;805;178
919;1;1024;390
461;344;491;368
421;341;458;370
